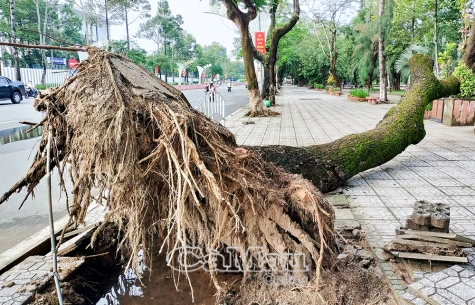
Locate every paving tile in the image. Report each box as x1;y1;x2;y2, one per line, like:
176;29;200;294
447;282;475;301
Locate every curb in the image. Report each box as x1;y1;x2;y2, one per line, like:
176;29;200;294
0;215;70;274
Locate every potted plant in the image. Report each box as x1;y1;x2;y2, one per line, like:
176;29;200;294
348;89;369;102
332;87;342;96
325;86;331;94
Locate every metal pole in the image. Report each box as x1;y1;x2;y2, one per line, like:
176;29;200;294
46;127;65;305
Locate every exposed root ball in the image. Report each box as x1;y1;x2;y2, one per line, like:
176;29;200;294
1;48;336;300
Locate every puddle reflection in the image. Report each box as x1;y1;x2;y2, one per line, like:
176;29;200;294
0;125;43;145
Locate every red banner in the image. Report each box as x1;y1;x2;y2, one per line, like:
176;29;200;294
255;31;266;55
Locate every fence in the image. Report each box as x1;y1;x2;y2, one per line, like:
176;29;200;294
195;92;226;126
0;66;69;85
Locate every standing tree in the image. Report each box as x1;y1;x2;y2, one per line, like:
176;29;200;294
219;0;265;116
308;0;356;88
378;0;387;101
108;0;150;50
137;0;182;81
254;0;300;106
32;0;56;84
8;0;21;81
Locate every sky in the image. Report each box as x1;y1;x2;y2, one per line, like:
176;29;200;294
109;0;242;58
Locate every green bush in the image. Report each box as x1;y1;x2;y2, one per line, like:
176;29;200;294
333;87;340;92
171;82;179;85
239;78;246;83
349;88;369;98
453;63;475;98
35;83;60;90
325;86;331;91
315;84;324;89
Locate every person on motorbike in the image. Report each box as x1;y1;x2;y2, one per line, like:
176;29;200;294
227;81;232;92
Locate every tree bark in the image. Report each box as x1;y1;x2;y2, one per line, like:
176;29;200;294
378;0;387;101
462;15;475;71
125;8;130;51
390;65;401;91
105;0;110;41
9;0;21;81
252;55;460;193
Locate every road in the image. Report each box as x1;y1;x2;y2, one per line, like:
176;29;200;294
0;86;249;253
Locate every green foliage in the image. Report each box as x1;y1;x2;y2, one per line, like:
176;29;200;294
315;84;324;89
239;79;246;83
35;83;60;90
438;42;458;78
453;63;475;98
395;44;429;80
425;102;433;111
349;89;369;98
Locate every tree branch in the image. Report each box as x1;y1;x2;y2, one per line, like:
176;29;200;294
274;0;300;41
253;55;460;193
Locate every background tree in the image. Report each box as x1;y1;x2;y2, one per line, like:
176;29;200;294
195;42;229;80
108;0;151;50
219;0;266;116
308;0;356;88
8;0;21;80
137;0;182;82
254;0;300;106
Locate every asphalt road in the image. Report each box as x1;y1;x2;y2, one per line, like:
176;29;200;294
0;86;249;253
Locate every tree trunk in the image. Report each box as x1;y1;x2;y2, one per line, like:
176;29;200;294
241;24;263;116
364;40;378;90
125;8;130;51
378;0;387;102
390;65;400;91
105;0;110;41
330;54;340;88
260;1;299;107
9;0;21;81
252;55;460;193
462;15;475;71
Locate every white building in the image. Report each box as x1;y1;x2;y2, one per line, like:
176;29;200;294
57;2;121;46
70;6;121;46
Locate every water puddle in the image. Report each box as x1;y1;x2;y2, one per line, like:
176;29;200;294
0;125;43;145
94;250;238;305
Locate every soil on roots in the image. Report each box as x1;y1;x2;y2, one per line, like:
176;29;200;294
1;48;336;301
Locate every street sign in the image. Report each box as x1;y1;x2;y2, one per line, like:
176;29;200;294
255;32;266;55
46;57;67;65
68;58;79;69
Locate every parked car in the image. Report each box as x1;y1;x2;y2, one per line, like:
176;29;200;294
0;76;26;104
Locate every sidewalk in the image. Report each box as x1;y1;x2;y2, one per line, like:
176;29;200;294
226;85;475;304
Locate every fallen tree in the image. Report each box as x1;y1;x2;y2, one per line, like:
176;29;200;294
253;55;460;193
0;48;338;303
0;49;457;304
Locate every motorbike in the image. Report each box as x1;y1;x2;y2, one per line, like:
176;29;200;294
26;87;38;99
227;85;232;92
